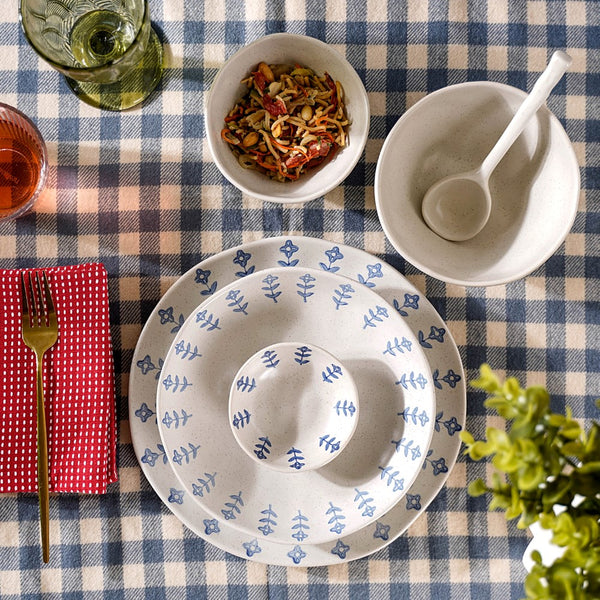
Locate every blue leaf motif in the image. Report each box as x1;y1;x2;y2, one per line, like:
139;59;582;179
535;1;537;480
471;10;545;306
291;510;310;542
319;434;341;453
221;492;244;520
378;466;405;492
161;374;192;393
294;345;312;365
161;409;192;429
254;436;272;460
395;372;428;390
195;309;221;331
297;273;316;302
232;409;251;429
322;363;343;383
353;488;376;518
383;337;413;356
262;273;281;303
174;340;202;361
192;472;217;497
236;376;256;392
334;400;356;417
326;502;347;535
287;447;305;470
226;289;249;315
391;438;422;461
258;504;278;536
332;283;355;310
398;406;430;427
261;349;280;368
363;305;389;329
171;442;201;466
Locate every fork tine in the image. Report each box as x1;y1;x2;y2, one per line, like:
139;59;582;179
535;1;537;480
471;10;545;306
34;272;44;326
41;272;56;324
21;272;30;322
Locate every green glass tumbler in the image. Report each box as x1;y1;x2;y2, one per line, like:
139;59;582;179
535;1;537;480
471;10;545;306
19;0;164;111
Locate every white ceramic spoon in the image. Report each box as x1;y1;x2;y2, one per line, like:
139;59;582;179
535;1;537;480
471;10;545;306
421;50;572;242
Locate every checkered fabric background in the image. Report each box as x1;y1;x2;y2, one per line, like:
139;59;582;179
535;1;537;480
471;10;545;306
0;0;598;598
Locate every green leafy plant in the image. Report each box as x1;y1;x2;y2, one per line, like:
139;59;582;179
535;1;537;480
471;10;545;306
460;364;600;600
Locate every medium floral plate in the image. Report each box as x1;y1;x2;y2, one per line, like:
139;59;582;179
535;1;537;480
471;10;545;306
129;236;465;565
156;267;435;545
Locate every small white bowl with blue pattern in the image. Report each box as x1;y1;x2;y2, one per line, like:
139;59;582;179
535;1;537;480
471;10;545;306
229;342;359;472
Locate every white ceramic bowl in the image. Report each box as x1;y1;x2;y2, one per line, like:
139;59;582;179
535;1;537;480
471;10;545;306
229;342;359;472
205;33;370;204
375;81;580;287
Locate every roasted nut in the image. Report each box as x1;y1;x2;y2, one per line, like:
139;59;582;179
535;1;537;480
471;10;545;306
258;62;275;83
300;105;313;121
271;122;282;138
268;81;282;96
242;131;259;147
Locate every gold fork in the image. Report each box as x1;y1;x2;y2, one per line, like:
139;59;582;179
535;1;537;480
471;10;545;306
21;271;58;563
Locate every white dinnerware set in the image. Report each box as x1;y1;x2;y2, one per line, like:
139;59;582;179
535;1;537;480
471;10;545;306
129;34;578;566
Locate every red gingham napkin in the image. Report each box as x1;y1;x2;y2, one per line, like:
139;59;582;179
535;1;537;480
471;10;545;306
0;263;117;494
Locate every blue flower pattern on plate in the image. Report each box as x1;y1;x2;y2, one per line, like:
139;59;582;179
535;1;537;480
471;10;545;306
393;293;420;317
233;250;255;278
297;273;316;301
262;273;281;302
161;409;192;429
221;492;244;520
357;263;383;288
291;511;310;541
325;502;346;535
192;472;217;497
278;240;300;267
195;268;217;296
319;246;344;272
331;539;350;559
258;505;278;536
136;354;163;379
135;402;155;423
332;283;355;309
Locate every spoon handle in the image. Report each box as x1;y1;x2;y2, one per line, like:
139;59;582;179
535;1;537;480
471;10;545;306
480;50;572;179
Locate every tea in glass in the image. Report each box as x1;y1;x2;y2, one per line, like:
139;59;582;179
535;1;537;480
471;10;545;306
0;104;47;221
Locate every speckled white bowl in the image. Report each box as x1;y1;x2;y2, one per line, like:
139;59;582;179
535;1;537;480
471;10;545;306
375;81;580;287
205;33;370;204
229;342;359;472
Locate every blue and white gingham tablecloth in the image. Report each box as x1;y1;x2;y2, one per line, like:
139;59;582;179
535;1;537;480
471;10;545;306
0;1;599;598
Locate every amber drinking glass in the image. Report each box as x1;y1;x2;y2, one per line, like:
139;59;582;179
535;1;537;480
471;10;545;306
19;0;163;111
0;103;47;221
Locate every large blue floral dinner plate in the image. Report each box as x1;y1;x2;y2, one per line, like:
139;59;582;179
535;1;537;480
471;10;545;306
129;236;465;565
